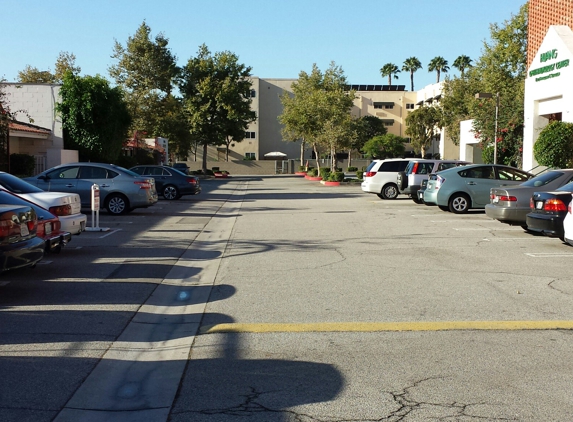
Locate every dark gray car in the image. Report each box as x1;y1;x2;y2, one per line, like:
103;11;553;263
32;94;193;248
130;165;201;200
485;169;573;227
25;163;158;215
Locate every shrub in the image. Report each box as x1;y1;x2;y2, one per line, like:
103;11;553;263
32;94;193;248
307;168;318;177
347;166;358;172
319;167;331;179
533;121;573;168
10;153;35;176
212;167;220;172
356;171;364;180
328;171;345;182
298;165;306;172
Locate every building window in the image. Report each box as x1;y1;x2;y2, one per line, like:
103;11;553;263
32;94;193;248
246;89;256;98
381;119;394;126
245;131;256;139
373;102;394;109
245;152;256;160
406;103;415;109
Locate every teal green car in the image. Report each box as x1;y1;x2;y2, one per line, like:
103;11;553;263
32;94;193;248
424;164;534;214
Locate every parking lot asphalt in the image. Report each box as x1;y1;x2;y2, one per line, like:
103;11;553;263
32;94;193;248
3;176;573;421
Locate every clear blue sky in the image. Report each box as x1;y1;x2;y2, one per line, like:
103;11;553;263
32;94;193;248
3;0;526;90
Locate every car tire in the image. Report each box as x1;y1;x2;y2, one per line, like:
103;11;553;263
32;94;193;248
438;205;450;212
376;193;386;200
448;193;470;214
162;185;179;200
382;183;398;200
412;196;422;204
105;193;129;215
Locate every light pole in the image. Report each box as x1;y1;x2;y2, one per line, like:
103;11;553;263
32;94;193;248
475;92;500;164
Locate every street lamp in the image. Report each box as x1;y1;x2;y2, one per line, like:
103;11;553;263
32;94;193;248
475;92;500;164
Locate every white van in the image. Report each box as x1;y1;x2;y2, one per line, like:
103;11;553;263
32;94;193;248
361;159;411;199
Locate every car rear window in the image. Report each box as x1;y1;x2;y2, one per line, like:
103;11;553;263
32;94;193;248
365;161;378;172
0;173;44;194
520;171;564;187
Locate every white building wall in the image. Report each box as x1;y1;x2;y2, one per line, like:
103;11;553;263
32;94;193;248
3;83;63;149
523;25;573;171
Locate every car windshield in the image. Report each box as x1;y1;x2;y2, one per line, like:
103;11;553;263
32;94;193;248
520;171;564;187
168;167;188;176
0;173;44;194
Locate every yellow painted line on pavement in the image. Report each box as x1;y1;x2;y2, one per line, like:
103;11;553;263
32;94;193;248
200;320;573;334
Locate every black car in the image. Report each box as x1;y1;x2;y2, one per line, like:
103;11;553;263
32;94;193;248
0;204;45;272
130;165;201;200
172;163;190;175
525;181;573;240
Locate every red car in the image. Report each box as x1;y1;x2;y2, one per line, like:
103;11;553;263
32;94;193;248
0;190;71;253
0;204;44;272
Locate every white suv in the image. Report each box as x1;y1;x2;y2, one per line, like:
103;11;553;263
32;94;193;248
397;159;470;203
361;159;411;199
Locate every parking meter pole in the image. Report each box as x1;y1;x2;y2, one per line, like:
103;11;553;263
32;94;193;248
85;184;110;232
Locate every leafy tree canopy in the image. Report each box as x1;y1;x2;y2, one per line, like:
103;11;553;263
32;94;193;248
17;52;80;84
56;73;131;162
178;44;256;171
362;133;406;159
405;105;443;157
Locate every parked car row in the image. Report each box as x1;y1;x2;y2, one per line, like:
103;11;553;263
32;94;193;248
1;162;203;273
397;162;573;247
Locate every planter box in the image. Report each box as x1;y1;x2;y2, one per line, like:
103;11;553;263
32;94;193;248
295;172;307;176
305;176;322;181
214;172;230;178
323;181;341;186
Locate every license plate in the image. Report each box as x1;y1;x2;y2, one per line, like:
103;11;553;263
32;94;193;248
20;223;29;237
536;201;544;209
418;192;424;199
45;222;52;235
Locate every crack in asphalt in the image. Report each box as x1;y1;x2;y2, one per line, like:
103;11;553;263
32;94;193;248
548;279;571;295
175;378;517;421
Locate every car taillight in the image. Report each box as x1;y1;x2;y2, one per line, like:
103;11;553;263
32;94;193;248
434;175;445;189
411;163;419;174
0;220;15;240
530;198;534;210
544;199;567;212
364;171;376;177
49;204;72;216
135;181;152;189
36;221;45;237
186;178;197;185
499;195;517;202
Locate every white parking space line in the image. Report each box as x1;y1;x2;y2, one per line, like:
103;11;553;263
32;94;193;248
525;252;573;258
37;260;53;265
99;229;122;238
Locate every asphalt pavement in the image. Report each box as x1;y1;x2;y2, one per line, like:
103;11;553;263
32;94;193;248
2;176;573;421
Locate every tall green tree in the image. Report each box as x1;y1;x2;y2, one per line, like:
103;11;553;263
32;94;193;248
348;115;387;166
279;62;354;171
428;56;449;83
441;3;527;166
380;63;400;86
362;133;406;159
56;73;131;162
405;105;443;158
452;55;472;77
109;21;179;140
178;44;256;172
17;51;80;84
402;57;422;91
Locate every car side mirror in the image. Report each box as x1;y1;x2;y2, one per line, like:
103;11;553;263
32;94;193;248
38;175;48;180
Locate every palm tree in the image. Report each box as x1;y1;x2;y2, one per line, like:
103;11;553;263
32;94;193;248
452;55;472;77
402;57;422;91
380;63;400;86
427;56;449;83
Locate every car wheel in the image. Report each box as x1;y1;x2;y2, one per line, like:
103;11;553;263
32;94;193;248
382;183;398;200
106;194;129;215
438;205;450;212
376;193;386;200
412;196;422;204
521;225;529;231
162;185;179;200
448;193;470;214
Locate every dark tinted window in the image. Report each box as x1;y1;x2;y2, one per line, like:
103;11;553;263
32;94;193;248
520;171;563;187
458;166;494;179
46;166;79;179
365;161;378;172
130;167;144;175
556;181;573;192
79;166;108;179
380;161;408;172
